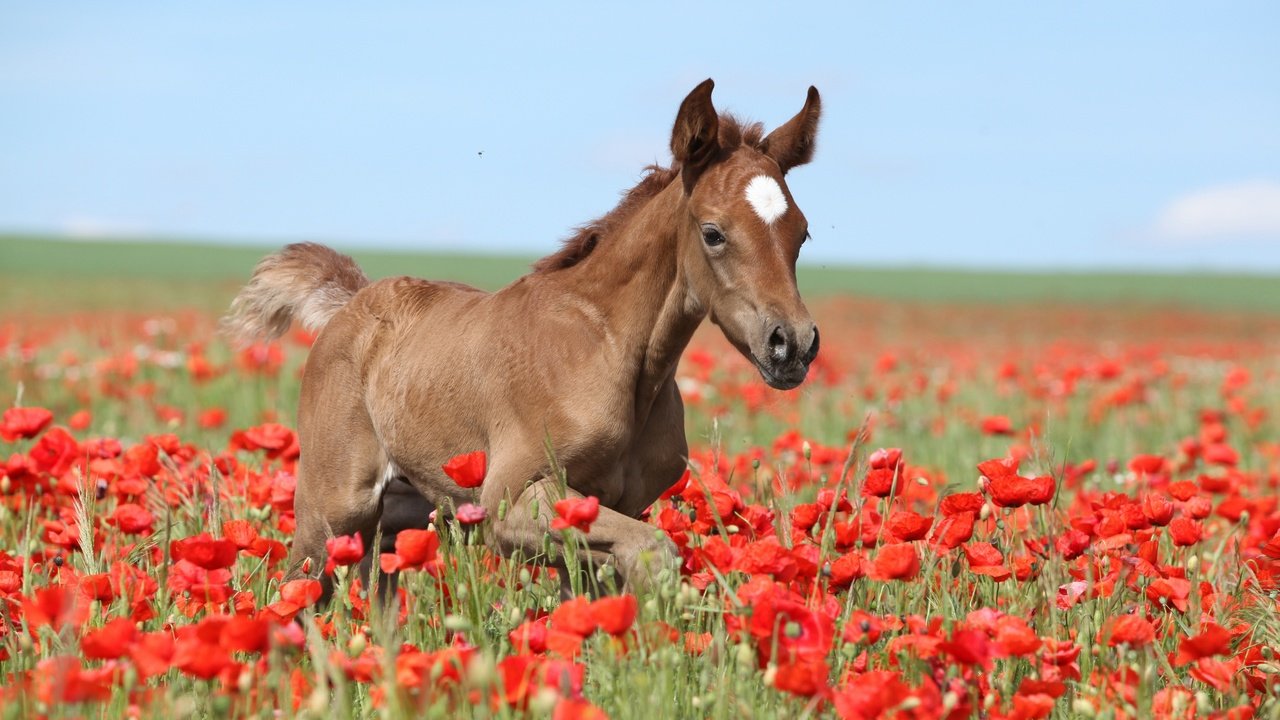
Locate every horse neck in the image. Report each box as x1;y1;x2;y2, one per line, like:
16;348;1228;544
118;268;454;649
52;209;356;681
560;180;704;407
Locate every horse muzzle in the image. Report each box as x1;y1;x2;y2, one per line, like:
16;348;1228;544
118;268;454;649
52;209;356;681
754;323;819;390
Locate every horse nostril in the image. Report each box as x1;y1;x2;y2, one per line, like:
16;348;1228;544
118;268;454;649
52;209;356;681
803;327;820;364
768;325;790;363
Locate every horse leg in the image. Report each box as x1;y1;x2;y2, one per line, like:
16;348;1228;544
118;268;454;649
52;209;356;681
357;477;435;604
284;418;386;607
483;474;679;596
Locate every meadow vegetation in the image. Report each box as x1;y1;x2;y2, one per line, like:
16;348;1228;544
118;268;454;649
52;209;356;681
1;236;1278;718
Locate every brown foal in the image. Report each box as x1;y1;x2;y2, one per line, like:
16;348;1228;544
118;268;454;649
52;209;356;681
224;79;822;598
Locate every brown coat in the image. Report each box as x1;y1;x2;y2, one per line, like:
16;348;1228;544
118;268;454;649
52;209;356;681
224;79;822;598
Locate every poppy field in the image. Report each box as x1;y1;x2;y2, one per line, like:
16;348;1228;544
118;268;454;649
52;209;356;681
2;249;1280;719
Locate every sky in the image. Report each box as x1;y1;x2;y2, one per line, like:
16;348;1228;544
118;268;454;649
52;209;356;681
1;2;1278;270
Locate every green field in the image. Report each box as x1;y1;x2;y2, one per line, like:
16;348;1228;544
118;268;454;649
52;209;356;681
3;234;1279;314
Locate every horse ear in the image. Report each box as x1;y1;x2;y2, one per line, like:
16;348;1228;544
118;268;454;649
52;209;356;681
762;86;821;173
670;78;720;192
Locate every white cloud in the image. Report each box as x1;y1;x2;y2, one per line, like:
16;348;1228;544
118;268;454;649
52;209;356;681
1152;180;1280;244
59;216;150;240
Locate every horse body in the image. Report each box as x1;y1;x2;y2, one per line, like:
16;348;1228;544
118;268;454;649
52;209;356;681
225;79;822;596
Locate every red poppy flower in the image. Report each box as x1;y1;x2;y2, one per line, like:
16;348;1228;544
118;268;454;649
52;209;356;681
868;447;903;471
220;615;270;654
1168;517;1203;546
590;594;638;636
980;415;1015;435
171;533;239;570
887;510;933;542
771;656;830;697
828;551;867;587
978;456;1020;480
552;496;600;533
940;492;985;516
964;542;1004;568
1189;657;1237;692
994;616;1041;656
940;627;993;669
0;406;54;441
747;596;834;665
988;475;1055;508
862;468;896;498
553;698;609;720
173;630;234;680
1175;622;1232;665
23;586;90;631
1147;577;1192;612
842;610;883;645
129;631;176;679
262;579;324;623
197;408;227;429
234;422;299;460
1142;493;1175;526
68;410;91;431
1129;454;1166;475
379;528;440;573
1201;443;1238;466
871;543;919;581
78;573;117;603
735;539;799;581
221;519;259;549
831;670;912;719
442;450;487;488
29;426;80;476
1102;614;1155;647
325;533;365;572
80;617;138;660
105;503;155;535
550;596;598;637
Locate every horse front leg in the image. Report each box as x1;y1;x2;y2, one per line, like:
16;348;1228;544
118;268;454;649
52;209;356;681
482;474;679;597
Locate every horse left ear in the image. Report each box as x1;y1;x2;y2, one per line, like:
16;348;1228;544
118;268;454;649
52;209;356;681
671;78;721;193
762;86;821;173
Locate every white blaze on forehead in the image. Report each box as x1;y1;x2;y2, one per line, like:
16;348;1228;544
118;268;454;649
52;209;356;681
744;175;788;225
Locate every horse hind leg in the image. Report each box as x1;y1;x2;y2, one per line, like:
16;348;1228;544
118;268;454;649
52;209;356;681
284;419;388;608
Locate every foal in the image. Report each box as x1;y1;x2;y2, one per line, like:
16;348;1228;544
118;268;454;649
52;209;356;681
225;79;822;597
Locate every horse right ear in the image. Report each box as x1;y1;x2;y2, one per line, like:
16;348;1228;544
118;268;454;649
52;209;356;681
670;78;720;193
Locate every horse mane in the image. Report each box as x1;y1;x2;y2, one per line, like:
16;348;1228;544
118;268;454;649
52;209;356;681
532;114;765;273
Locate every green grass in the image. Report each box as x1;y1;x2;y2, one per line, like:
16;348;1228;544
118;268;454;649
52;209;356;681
4;233;1280;314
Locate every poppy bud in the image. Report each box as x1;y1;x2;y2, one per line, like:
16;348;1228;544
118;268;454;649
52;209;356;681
529;687;559;714
347;632;367;656
307;688;328;715
1071;699;1097;717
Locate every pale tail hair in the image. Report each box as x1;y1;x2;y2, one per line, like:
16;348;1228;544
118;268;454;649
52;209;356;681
222;242;369;345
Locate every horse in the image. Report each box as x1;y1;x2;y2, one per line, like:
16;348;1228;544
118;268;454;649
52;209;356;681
223;79;822;599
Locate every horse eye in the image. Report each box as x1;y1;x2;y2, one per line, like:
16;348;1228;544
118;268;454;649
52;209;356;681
701;226;726;247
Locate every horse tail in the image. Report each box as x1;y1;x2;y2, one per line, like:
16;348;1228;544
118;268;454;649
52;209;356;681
222;242;369;345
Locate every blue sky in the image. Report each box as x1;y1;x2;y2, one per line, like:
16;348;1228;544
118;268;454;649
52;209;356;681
2;3;1278;270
